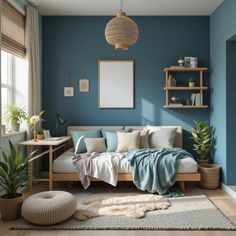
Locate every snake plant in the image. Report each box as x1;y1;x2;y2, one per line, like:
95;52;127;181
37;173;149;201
191;121;215;160
0;141;38;198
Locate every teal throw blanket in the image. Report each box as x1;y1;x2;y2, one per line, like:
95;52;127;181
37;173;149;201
126;148;193;195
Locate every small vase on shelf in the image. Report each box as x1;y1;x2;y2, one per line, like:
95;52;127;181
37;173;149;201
188;78;195;87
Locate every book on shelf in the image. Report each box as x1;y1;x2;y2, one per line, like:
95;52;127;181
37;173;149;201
169;103;183;107
191;93;196;105
196;93;201;106
190;93;203;106
167;77;176;87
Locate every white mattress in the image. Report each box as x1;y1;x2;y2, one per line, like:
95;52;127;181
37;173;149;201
53;148;198;174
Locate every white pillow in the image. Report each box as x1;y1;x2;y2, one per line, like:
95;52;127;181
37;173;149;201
148;127;177;148
116;132;140;152
74;135;85;154
147;125;161;132
84;138;106;153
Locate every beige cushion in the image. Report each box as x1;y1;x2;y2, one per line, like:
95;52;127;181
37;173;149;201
84;138;106;153
133;128;150;148
140;128;150;148
116;132;140;152
21;191;77;225
147;126;177;148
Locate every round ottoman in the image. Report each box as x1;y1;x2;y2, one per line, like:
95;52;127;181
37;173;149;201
21;191;77;225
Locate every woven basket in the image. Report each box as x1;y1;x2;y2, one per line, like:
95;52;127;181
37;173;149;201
198;164;220;189
0;194;24;221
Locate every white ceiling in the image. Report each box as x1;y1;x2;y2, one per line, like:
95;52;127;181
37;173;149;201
28;0;224;16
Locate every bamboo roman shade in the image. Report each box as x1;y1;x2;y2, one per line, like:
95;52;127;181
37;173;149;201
2;0;26;58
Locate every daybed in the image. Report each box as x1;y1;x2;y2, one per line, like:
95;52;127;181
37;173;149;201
51;126;201;192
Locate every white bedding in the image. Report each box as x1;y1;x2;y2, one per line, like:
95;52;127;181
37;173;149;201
53;148;198;174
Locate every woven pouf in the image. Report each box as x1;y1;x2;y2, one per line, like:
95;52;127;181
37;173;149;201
21;191;77;225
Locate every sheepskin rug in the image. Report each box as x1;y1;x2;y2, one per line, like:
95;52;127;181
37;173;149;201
73;194;170;220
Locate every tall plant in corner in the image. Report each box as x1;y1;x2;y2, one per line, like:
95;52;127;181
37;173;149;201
0;141;38;221
191;120;215;164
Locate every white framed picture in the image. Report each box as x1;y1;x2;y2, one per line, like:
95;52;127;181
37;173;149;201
64;87;74;97
79;79;89;92
98;60;134;108
43;130;51;139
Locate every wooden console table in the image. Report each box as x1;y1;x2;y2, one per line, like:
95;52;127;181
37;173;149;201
18;136;71;191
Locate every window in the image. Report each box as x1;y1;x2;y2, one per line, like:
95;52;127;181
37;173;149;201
1;50;28;131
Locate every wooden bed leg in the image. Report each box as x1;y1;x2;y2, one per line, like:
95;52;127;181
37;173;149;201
178;181;185;193
49;146;53;190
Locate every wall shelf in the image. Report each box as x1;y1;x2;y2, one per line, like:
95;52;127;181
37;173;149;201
164;86;208;91
164;67;208;109
164;105;208;109
164;67;208;72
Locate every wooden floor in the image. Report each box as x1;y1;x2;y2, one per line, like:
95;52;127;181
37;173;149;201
1;183;236;236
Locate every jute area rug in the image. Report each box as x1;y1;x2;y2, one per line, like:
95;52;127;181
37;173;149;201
12;185;236;230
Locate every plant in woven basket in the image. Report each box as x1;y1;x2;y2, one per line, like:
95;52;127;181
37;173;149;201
0;141;38;220
191;120;215;162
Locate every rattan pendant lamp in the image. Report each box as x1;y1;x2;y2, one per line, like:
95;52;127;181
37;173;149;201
105;0;139;50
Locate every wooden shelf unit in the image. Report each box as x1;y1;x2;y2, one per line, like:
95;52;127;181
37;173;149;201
164;67;208;109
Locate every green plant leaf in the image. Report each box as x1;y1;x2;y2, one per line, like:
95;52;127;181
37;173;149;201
0;141;42;197
9;141;17;161
0;162;8;174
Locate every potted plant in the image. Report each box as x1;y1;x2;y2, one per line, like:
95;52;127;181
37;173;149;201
191;121;219;189
191;120;215;164
27;111;44;141
4;105;27;131
0;141;38;220
36;128;44;140
188;78;195;87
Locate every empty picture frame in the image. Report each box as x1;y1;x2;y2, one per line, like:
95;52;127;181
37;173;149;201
98;60;134;108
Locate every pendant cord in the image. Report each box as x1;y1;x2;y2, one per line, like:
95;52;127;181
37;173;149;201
120;0;123;11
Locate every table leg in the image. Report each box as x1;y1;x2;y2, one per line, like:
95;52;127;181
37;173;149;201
28;146;33;191
49;145;53;190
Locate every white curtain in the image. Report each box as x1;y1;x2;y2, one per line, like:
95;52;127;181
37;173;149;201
26;5;41;123
0;1;2;146
26;6;41;176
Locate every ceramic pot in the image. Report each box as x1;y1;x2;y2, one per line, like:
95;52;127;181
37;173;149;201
11;122;20;132
196;159;209;165
189;82;195;87
0;193;24;221
37;134;44;140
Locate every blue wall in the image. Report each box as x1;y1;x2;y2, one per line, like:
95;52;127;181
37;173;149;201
210;0;236;184
42;16;210;153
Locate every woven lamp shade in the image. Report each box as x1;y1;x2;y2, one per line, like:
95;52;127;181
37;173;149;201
105;11;139;50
